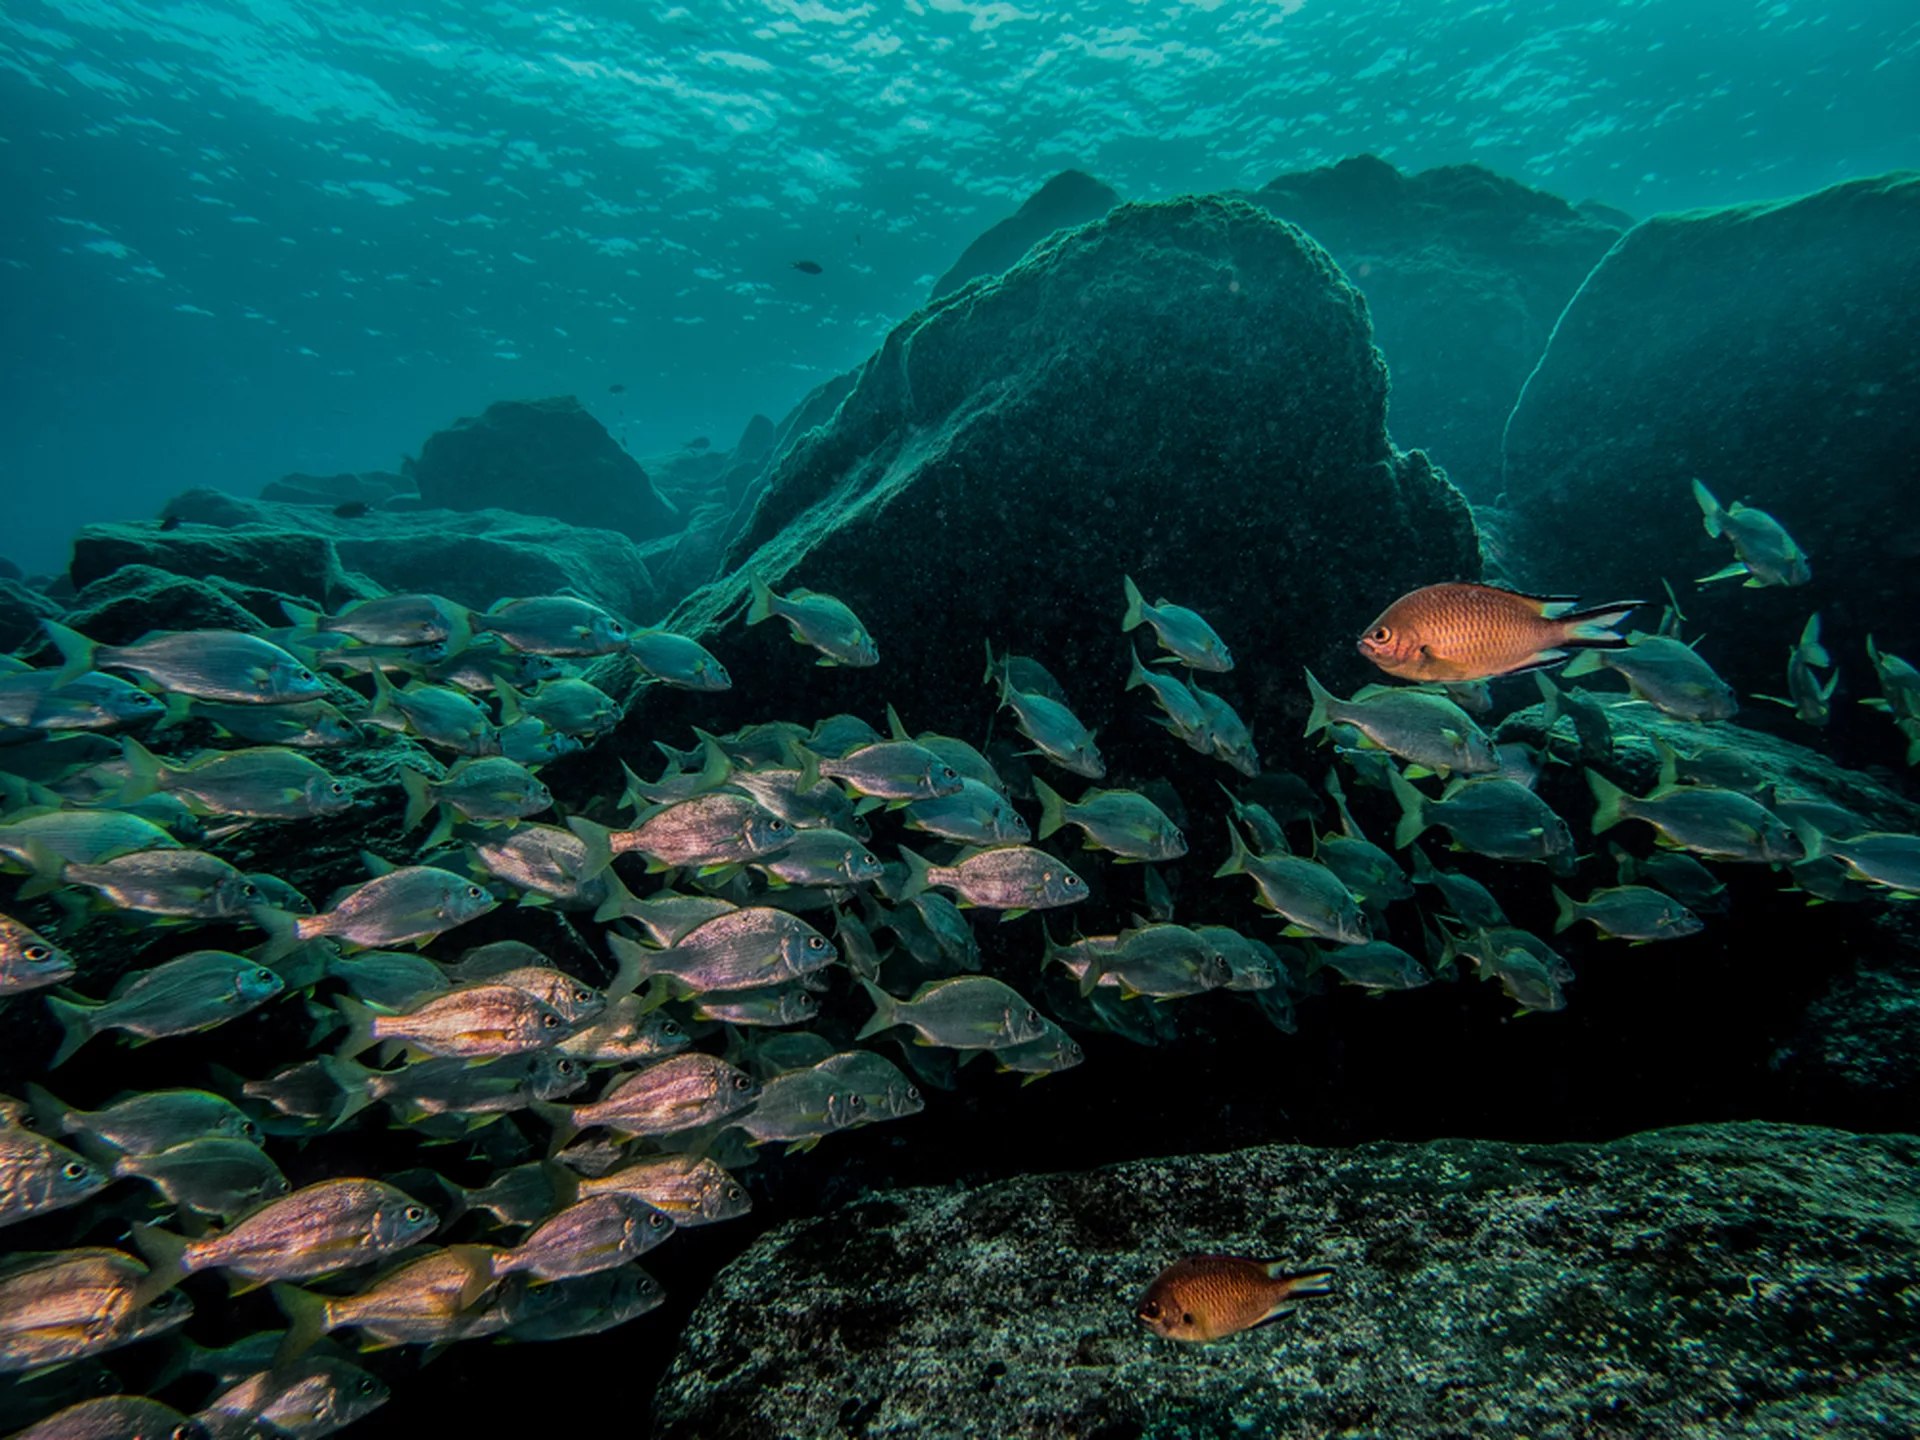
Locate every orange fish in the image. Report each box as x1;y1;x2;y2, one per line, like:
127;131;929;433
1135;1254;1334;1342
1357;583;1642;683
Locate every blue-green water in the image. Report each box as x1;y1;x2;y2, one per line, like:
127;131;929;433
3;0;1916;569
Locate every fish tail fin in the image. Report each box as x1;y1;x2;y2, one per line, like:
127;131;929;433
1691;477;1725;537
542;1160;583;1208
1800;612;1830;668
529;1100;580;1155
1652;739;1682;792
1267;1263;1336;1300
746;574;775;625
368;662;398;717
23;1082;73;1136
1212;817;1251;878
280;600;323;637
397;767;436;834
318;1054;378;1129
271;1284;333;1365
566;815;616;880
590;864;641;926
1793;823;1827;863
1534;670;1562;723
333;994;382;1059
1550;885;1578;935
45;994;100;1069
41;619;97;687
116;736;169;804
605;931;662;993
1387;770;1429;850
1033;777;1067;841
854;978;901;1041
897;847;934;901
1560;650;1606;679
1125;647;1151;693
250;906;307;965
129;1222;193;1306
1557;601;1642;649
154;692;193;734
694;731;738;790
1586;769;1630;835
1301;668;1336;739
495;682;527;726
1120;575;1145;633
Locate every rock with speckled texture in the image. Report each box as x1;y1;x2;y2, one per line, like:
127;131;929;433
652;1122;1920;1439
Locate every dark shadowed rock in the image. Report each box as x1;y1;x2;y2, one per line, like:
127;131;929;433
931;169;1121;300
1251;154;1626;502
653;1123;1920;1439
1500;171;1920;694
0;556;21;582
58;565;271;646
640;197;1479;761
131;490;659;622
406;396;680;542
0;578;62;653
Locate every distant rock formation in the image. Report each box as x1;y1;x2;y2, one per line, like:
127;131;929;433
634;196;1480;762
930;169;1121;300
1500;170;1920;698
655;1123;1920;1438
405;396;681;543
1251;154;1627;503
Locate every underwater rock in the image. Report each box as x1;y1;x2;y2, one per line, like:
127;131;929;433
0;555;21;581
137;490;659;622
653;1122;1920;1439
1501;171;1920;681
1774;914;1920;1108
70;523;370;612
405;396;681;543
59;564;274;645
653;196;1479;744
0;577;63;653
1251;154;1626;504
930;168;1121;300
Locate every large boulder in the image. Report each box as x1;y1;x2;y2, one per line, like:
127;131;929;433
128;490;660;622
0;578;62;653
405;396;681;543
648;196;1480;759
1251;155;1626;502
70;524;369;611
930;168;1121;300
653;1123;1920;1439
1500;172;1920;702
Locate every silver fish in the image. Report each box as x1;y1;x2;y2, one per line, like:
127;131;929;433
0;912;74;996
1692;478;1810;587
747;577;877;666
856;975;1047;1049
548;1053;760;1138
606;913;836;995
569;1153;751;1227
498;1266;665;1341
274;1245;504;1352
203;1356;391;1440
1213;822;1370;943
120;739;352;819
47;952;285;1066
474;595;631;656
25;1083;261;1155
1390;773;1575;868
0;1129;109;1228
555;994;689;1064
400;759;554;840
262;866;497;955
1552;884;1703;941
899;845;1087;918
0;669;165;735
1120;576;1232;671
367;671;498;754
571;795;793;871
0;1248;192;1373
1587;772;1803;863
1304;670;1497;778
501;678;621;739
284;593;465;648
45;623;327;705
336;984;567;1061
488;1195;672;1281
1562;633;1738;722
114;1138;290;1219
1034;779;1185;861
629;629;732;690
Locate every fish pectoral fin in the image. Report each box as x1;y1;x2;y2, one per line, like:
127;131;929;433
1696;561;1750;584
999;908;1029;922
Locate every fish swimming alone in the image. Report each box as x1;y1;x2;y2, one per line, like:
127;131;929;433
1135;1254;1335;1342
1356;583;1642;683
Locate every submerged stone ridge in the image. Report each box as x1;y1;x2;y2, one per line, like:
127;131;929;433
652;1123;1920;1439
659;195;1479;737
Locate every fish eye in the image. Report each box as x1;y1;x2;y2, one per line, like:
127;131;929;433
768;817;789;831
1064;875;1083;889
330;782;346;794
862;854;877;866
573;987;593;1002
296;669;315;683
847;1093;865;1110
731;1074;752;1091
726;1185;746;1202
939;766;958;780
1369;626;1391;644
242;883;260;898
61;1160;89;1181
404;1204;427;1222
556;1059;578;1075
1183;1311;1196;1325
171;1424;195;1440
806;936;827;951
23;944;49;961
1024;1008;1040;1025
357;1378;378;1396
647;1210;668;1228
252;968;275;984
1140;1300;1161;1319
1069;1043;1084;1059
241;1121;261;1141
542;1013;561;1028
906;1086;921;1102
271;1178;291;1194
466;886;485;899
660;1021;682;1037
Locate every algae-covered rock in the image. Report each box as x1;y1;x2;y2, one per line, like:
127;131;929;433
69;523;369;611
930;168;1121;300
1251;154;1627;503
59;564;273;644
0;578;62;653
1500;171;1920;689
125;490;660;622
406;396;681;543
653;1123;1920;1439
651;196;1479;754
